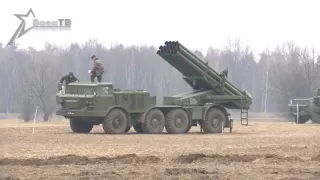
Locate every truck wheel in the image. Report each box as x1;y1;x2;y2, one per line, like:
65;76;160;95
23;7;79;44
142;109;165;134
103;109;128;134
70;118;93;133
202;108;226;133
133;123;144;133
165;108;189;134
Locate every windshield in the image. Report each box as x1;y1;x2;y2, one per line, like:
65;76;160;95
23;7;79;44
65;86;96;95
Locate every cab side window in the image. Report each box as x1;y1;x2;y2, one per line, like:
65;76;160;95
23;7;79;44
99;87;109;95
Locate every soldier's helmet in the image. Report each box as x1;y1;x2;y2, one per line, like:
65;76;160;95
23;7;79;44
69;72;74;77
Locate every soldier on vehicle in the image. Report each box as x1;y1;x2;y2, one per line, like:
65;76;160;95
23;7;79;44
60;72;79;85
58;72;79;93
221;67;228;78
219;68;228;93
89;55;104;83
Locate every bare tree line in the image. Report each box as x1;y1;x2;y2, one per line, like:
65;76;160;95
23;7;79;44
0;39;319;121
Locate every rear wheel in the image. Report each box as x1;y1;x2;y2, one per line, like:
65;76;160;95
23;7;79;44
103;109;128;134
165;108;189;134
202;108;226;133
70;118;93;133
141;109;165;134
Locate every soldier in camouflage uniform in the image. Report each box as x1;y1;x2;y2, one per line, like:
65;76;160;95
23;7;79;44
89;55;104;83
221;67;228;77
219;68;228;93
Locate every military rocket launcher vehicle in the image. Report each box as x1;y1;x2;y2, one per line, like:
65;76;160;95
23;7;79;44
55;41;252;135
134;41;252;134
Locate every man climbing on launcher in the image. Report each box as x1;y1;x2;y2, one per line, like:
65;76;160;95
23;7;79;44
58;72;79;94
89;55;104;83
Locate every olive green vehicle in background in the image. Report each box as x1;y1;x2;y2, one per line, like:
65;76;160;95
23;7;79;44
288;89;320;124
56;41;252;134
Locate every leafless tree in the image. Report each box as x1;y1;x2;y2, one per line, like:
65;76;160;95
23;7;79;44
0;39;319;120
19;51;62;121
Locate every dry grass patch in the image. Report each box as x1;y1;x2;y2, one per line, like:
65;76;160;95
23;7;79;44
1;119;320;180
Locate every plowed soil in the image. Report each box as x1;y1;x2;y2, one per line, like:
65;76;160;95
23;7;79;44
1;119;320;180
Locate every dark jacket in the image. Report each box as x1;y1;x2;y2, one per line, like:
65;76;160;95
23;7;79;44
60;75;79;85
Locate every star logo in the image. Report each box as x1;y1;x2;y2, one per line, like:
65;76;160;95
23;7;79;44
6;8;36;47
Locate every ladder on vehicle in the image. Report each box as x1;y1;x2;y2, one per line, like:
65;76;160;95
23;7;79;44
240;109;249;125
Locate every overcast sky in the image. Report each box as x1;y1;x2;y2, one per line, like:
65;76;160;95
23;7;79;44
0;0;319;55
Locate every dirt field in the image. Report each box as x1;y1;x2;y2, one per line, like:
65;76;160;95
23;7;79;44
1;119;320;180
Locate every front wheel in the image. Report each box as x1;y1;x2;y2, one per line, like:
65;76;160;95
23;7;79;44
70;118;93;133
103;109;128;134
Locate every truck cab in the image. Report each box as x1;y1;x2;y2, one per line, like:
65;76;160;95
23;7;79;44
56;82;157;134
56;82;115;116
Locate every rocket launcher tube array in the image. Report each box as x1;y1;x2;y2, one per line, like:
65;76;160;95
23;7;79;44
165;41;244;97
178;46;244;96
175;51;234;96
157;41;247;97
173;42;244;95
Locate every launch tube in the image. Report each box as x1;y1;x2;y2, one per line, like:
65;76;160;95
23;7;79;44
176;46;242;96
175;52;233;95
176;42;245;96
